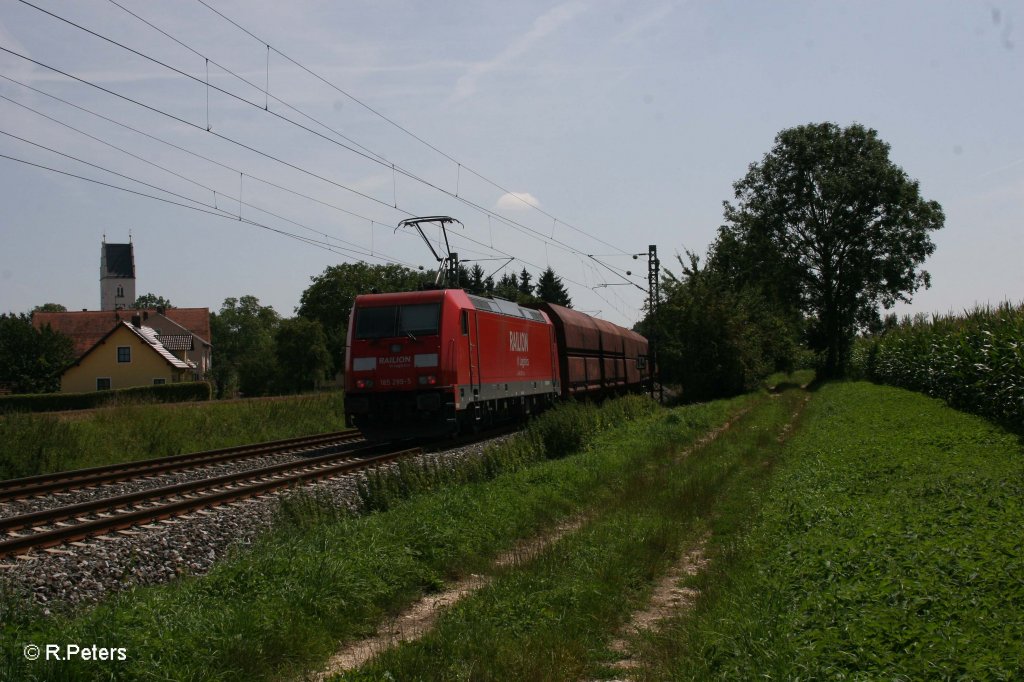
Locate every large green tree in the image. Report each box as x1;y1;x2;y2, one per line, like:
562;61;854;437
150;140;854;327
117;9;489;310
296;263;425;374
0;314;74;393
274;317;330;393
721;122;944;376
209;296;280;397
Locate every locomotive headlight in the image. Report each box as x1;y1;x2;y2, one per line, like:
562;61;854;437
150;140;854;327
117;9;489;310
414;353;438;367
356;379;375;389
418;375;437;386
352;357;376;371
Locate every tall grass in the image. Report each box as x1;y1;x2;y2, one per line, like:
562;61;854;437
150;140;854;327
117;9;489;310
0;393;347;479
357;396;659;512
851;302;1024;428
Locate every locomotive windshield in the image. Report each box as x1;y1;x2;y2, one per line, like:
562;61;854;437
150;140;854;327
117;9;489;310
354;303;440;339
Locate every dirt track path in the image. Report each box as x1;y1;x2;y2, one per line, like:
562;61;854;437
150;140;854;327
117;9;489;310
312;515;589;679
312;394;795;680
593;389;812;680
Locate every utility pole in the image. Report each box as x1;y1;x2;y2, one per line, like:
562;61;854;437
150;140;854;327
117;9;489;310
648;244;662;403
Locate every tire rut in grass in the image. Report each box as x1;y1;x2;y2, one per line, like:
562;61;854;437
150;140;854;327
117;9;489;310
313;515;591;679
313;396;765;680
594;388;812;680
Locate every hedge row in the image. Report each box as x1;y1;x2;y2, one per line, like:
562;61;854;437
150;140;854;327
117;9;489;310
0;381;213;414
851;302;1024;428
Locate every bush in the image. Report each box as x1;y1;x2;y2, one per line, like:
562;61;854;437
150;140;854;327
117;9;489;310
0;381;212;414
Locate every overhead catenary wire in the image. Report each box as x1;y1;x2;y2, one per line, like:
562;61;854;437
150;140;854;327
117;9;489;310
0;48;604;299
191;0;635;259
0;47;499;262
0;128;415;266
3;5;647;323
0;35;536;270
0;72;468;257
0;102;408;263
14;0;641;284
0;151;414;265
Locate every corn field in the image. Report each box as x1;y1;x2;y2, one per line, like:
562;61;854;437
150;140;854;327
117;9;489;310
851;302;1024;428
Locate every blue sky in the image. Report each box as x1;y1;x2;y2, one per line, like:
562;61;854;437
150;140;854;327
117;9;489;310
1;0;1021;328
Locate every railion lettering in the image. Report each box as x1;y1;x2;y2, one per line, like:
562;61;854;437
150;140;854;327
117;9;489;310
378;355;412;365
509;331;529;353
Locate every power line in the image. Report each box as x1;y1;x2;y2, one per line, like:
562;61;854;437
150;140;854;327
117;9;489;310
3;7;644;319
0;47;497;262
0;151;412;264
56;0;639;271
0;72;480;258
0;128;407;264
104;0;390;167
0;120;406;264
0;29;520;267
192;0;635;258
0;86;418;263
0;46;598;294
10;3;644;290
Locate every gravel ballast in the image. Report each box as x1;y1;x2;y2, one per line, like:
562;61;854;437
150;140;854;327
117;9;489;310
0;436;511;612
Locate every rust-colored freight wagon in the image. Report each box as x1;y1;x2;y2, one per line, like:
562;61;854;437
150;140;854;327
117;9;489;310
535;302;650;398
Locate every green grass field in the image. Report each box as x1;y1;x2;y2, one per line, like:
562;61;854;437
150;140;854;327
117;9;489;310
641;382;1024;679
0;392;348;479
3;379;1021;680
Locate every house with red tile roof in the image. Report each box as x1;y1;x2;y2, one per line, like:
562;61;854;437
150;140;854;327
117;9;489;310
33;309;212;392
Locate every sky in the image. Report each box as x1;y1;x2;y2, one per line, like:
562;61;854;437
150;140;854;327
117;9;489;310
0;0;1021;329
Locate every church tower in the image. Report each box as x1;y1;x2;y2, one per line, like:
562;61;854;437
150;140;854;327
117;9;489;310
100;238;136;310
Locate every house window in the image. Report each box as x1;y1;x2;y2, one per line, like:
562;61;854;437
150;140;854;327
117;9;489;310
97;378;111;391
117;346;131;363
153;378;166;385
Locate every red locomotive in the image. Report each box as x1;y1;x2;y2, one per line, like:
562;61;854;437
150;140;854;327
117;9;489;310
343;288;651;437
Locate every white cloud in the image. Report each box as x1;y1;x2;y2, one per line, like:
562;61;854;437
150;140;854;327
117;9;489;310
450;1;587;102
495;191;541;210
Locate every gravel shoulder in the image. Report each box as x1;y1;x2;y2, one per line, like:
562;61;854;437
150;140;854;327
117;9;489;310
0;435;512;612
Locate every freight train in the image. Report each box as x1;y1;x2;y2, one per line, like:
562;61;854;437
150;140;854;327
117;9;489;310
343;288;650;437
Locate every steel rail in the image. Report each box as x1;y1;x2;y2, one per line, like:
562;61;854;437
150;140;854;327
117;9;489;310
0;446;420;558
0;429;362;501
0;440;384;534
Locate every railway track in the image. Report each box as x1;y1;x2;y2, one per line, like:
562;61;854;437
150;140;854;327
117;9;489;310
0;429;363;501
0;435;422;559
